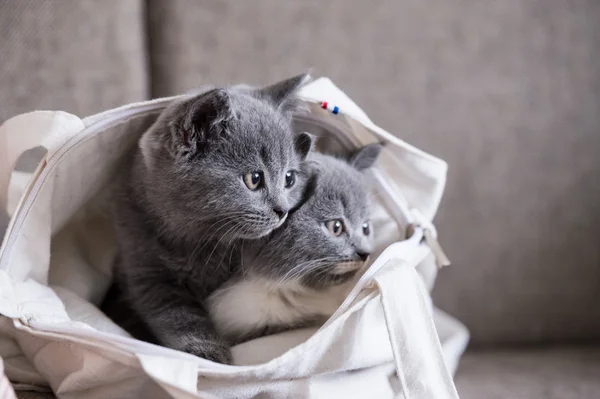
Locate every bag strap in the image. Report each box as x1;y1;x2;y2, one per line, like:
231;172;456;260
0;111;84;212
374;263;459;399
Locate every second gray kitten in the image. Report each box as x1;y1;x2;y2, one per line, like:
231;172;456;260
207;144;382;344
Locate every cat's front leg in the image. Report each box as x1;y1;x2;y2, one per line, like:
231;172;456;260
169;321;232;364
128;275;232;364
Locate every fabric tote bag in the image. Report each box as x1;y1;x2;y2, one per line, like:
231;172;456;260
0;78;469;398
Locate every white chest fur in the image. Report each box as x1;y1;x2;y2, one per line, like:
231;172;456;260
207;277;350;341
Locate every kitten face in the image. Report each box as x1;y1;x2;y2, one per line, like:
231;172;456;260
248;146;382;289
171;107;308;239
138;74;313;241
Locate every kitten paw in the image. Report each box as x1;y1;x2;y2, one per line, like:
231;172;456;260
183;342;233;364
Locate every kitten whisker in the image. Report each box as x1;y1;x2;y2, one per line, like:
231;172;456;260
274;257;341;288
186;216;242;269
239;240;247;277
204;221;243;269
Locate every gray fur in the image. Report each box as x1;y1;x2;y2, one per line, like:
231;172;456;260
220;144;383;342
105;74;313;364
248;145;382;286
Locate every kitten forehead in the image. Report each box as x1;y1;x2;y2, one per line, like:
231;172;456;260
307;153;371;222
230;92;291;133
205;90;299;172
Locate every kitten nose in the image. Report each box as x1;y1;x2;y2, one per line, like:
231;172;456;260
356;251;371;262
273;208;287;220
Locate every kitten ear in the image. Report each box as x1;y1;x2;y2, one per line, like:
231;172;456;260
350;143;383;171
177;89;235;154
294;132;314;160
258;73;311;113
140;89;235;166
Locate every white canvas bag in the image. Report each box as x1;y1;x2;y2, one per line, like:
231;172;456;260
0;78;469;398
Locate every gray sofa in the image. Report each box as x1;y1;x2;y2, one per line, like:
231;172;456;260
1;1;599;398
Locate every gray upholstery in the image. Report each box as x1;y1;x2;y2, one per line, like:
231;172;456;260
0;0;147;123
456;346;600;399
1;1;599;397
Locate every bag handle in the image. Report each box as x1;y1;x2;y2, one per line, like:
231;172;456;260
0;111;84;212
374;263;460;399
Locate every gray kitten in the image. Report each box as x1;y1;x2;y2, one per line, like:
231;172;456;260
105;74;314;363
207;144;382;345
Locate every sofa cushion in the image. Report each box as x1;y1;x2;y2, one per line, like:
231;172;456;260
456;346;600;399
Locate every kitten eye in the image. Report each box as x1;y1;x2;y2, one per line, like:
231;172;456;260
362;222;371;236
244;171;263;190
326;219;344;236
285;171;296;188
